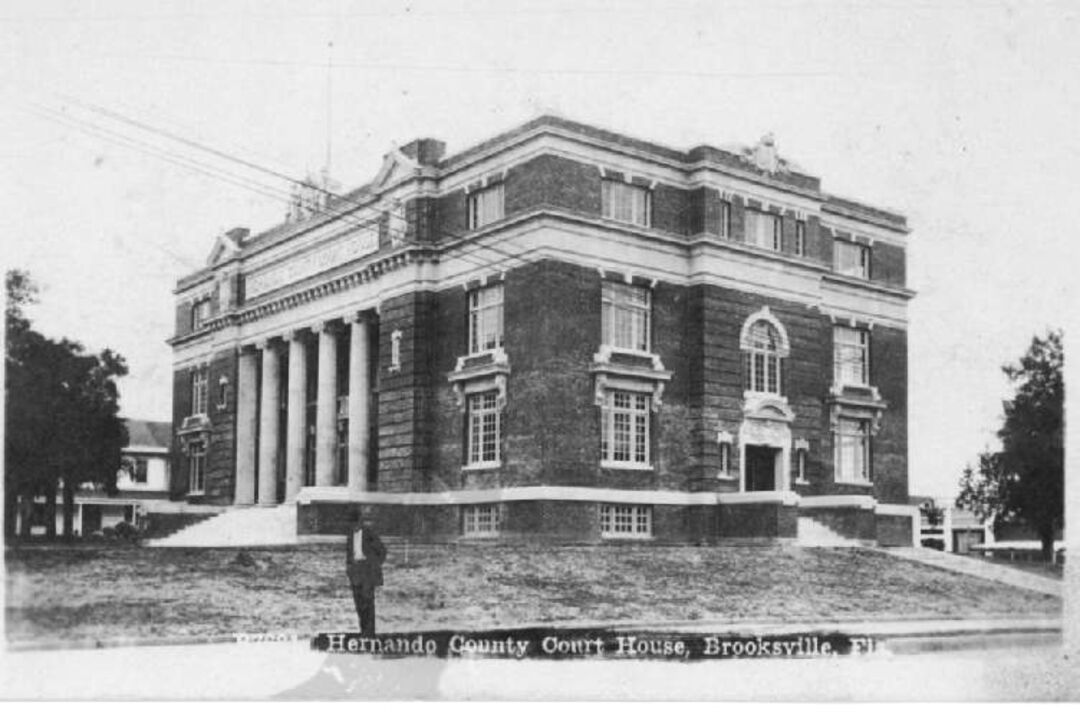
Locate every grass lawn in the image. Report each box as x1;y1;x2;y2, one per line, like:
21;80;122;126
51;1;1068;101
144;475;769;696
4;542;1061;647
972;555;1065;580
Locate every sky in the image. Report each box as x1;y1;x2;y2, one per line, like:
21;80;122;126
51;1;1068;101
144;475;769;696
1;0;1077;500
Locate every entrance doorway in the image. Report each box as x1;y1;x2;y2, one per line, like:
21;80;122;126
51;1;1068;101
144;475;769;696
745;445;780;491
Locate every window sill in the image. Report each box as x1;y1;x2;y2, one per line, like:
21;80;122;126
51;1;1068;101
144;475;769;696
462;462;501;472
604;346;654;358
601;533;653;540
462;531;500;539
794;478;810;486
600;215;651;230
834;480;873;488
743;390;787;401
601;462;654;471
716;473;739;481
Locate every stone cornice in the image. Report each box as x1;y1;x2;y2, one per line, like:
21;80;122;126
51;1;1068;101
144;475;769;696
169;209;911;347
168;247;431;346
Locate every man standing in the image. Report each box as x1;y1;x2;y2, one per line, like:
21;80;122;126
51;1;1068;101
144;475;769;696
345;510;387;636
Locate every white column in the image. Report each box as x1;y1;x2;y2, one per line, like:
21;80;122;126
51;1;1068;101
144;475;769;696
284;331;308;501
234;347;259;505
314;322;339;487
347;314;371;491
257;340;281;505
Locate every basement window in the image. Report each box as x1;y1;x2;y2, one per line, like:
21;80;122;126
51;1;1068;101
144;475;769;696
463;504;500;537
600;504;652;539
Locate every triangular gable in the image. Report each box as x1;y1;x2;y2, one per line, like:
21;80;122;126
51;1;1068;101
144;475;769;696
207;233;240;266
371;146;421;189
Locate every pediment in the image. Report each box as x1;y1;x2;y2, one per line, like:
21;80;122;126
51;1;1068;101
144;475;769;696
742;393;796;423
207;233;240;266
372;147;421;189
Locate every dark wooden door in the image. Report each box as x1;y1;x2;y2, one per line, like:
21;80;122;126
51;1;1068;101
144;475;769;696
745;446;778;491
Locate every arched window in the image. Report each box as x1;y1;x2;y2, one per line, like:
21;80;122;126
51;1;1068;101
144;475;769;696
744;321;783;394
739;308;790;397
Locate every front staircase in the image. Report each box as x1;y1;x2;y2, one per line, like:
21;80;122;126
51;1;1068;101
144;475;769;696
145;505;299;547
796;515;865;547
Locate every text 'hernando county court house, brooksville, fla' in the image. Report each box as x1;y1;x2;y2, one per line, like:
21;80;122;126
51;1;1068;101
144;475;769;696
168;115;917;546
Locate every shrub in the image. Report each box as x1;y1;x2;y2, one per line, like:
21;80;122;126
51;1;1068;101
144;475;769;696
114;521;139;542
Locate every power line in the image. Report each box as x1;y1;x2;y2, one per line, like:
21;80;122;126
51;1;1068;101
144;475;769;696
28;103;401;265
33;94;548;278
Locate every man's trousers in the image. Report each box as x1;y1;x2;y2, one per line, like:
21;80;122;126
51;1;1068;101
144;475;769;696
351;585;376;636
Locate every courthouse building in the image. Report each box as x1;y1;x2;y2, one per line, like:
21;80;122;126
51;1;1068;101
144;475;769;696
169;115;916;544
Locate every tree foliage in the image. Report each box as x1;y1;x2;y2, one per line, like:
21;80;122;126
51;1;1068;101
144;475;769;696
5;270;129;540
956;331;1063;560
918;499;945;528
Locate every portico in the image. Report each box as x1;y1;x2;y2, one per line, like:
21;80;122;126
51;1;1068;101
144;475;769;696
233;313;377;506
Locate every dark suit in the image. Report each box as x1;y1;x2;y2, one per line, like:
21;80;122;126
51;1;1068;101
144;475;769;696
345;524;386;636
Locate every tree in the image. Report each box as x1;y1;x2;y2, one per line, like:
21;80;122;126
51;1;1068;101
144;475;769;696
919;499;945;528
956;331;1063;561
5;270;129;540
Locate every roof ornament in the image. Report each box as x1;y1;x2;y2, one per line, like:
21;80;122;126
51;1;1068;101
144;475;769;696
752;133;779;173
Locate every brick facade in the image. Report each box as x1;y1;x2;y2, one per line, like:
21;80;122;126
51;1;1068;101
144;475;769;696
171;115;914;545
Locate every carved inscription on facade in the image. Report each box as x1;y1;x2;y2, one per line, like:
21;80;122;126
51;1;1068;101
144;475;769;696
245;232;379;299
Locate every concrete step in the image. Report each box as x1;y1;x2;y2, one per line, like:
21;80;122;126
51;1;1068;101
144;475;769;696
796;515;864;547
145;504;298;548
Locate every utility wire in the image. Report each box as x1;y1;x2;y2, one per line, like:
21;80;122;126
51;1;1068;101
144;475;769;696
33;95;555;277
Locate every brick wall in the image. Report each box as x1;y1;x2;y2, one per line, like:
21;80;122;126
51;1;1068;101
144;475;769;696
502;260;602;487
652;184;691;236
170;369;191;499
718;503;798;538
504;154;603;217
406;259;905;501
205;348;238;504
174;301;192;339
872;242;906;288
377;291;438;493
876;513;914;546
692;284;831;488
870;326;908;503
405;197;439;244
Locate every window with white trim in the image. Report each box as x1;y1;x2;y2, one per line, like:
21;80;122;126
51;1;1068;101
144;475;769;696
834;326;870;386
134;458;148;484
217;376;230;409
746;210;781;251
743;321;784;395
467;183;504;230
835;240;870;279
602;282;651;352
719;441;732;475
191;298;211;331
796;449;807;483
463;504;500;536
602;180;651;227
601;390;650;466
188;442;206;494
600;504;652;538
466;390;500;466
390;330;402;372
468;284;504;354
795;220;807;256
720;200;732;238
835;418;870;483
191;368;208;415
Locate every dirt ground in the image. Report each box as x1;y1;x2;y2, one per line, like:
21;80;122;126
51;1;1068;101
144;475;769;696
4;542;1062;647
